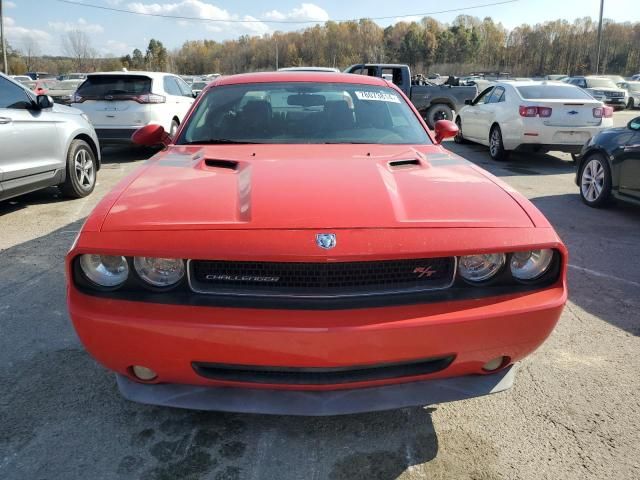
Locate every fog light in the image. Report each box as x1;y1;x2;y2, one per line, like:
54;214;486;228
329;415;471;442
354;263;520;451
131;365;157;381
482;356;508;372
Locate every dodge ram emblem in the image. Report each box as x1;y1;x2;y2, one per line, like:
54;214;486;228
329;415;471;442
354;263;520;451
316;233;337;250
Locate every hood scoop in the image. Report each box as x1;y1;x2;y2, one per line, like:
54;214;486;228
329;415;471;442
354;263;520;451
388;158;422;169
204;158;239;171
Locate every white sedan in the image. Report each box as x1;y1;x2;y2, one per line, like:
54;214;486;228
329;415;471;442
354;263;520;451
455;81;614;161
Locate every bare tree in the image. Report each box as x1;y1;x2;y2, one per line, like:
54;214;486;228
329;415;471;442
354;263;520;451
62;30;93;71
22;36;40;71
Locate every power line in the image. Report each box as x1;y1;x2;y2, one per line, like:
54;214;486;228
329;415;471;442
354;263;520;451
54;0;520;25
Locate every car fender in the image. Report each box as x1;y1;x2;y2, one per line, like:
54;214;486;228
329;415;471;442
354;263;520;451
60;124;102;176
574;145;612;186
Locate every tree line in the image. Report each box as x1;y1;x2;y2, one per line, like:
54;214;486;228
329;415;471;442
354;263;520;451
2;15;638;76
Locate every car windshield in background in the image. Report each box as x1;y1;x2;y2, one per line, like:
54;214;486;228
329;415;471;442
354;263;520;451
516;85;593;100
586;78;618;89
178;82;431;145
192;82;207;89
76;75;151;97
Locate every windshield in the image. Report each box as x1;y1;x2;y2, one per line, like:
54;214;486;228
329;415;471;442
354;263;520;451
77;75;152;97
192;82;207;89
177;82;431;145
586;78;618;89
516;85;593;100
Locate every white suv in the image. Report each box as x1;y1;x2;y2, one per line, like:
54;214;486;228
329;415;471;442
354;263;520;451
72;71;195;146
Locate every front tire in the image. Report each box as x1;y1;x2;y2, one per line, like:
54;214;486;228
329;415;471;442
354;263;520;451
628;98;635;110
169;119;179;138
454;117;468;144
579;154;612;208
426;104;453;129
489;125;510;161
61;139;97;198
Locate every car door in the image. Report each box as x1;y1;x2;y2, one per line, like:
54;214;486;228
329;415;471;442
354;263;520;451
0;76;63;188
462;87;494;141
163;76;193;124
475;86;505;143
618;118;640;199
174;76;196;121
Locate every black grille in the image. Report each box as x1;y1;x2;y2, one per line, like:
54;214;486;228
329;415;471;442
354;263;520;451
192;355;455;385
189;257;455;297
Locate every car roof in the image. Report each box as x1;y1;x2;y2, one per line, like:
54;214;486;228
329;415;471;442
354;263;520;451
278;67;340;72
86;71;174;78
493;80;579;88
215;71;389;87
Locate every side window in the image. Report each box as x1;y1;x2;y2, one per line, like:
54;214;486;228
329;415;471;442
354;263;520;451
488;86;505;103
0;77;33;109
163;76;182;96
474;87;494;105
175;77;194;97
579;79;587;88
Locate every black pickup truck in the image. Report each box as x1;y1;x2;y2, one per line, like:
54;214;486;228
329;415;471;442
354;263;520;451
345;64;477;128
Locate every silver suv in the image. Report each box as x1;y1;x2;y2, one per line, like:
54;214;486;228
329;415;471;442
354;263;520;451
0;73;100;201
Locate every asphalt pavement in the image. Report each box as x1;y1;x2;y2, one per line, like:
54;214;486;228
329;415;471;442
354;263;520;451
1;111;639;480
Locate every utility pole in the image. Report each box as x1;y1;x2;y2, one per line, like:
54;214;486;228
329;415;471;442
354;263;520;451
0;0;9;74
595;0;604;74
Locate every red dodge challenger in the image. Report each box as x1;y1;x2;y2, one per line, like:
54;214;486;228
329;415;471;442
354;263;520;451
66;72;567;415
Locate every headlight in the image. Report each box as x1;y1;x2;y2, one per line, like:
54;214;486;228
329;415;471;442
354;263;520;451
458;253;505;282
79;254;129;287
133;257;185;287
510;249;554;280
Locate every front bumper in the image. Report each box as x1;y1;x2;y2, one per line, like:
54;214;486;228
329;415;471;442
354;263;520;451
68;282;565;413
116;365;515;416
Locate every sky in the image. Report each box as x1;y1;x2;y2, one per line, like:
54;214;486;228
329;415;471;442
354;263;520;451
3;0;638;57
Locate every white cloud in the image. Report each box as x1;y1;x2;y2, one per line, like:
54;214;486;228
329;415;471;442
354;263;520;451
264;3;329;23
48;18;105;34
101;40;132;56
392;15;425;24
5;16;52;47
125;1;328;37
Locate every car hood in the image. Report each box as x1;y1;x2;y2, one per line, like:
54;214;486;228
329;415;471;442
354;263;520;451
101;145;534;231
586;87;625;93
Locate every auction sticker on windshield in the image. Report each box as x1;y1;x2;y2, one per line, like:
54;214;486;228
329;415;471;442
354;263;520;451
355;90;401;103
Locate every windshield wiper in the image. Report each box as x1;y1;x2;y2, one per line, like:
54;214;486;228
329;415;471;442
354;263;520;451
181;139;262;145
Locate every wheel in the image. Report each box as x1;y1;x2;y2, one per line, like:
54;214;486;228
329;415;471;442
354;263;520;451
627;98;635;110
454;117;467;144
579;154;612;208
489;125;510;161
426;104;454;129
61;139;97;198
169;119;179;138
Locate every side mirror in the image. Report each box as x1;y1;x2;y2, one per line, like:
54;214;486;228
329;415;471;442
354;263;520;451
433;120;459;144
464;99;473;105
131;124;171;147
36;95;54;109
628;117;640;131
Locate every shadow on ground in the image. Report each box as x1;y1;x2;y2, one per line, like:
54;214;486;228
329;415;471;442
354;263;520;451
530;193;640;335
445;141;576;177
0;221;439;480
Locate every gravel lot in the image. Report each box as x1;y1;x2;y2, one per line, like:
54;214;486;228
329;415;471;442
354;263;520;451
1;111;639;480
